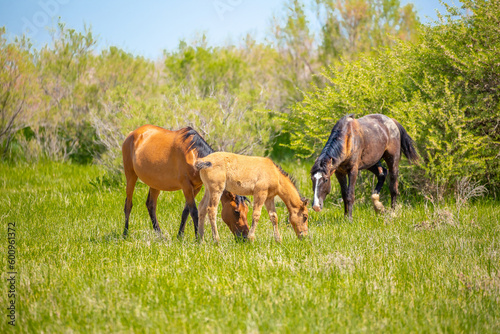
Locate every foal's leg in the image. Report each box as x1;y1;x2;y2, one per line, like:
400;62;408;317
197;191;209;241
265;198;281;243
248;193;267;242
146;187;163;236
335;172;349;217
123;173;138;237
206;189;223;243
178;185;202;240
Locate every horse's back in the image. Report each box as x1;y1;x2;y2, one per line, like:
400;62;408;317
199;152;279;195
122;125;196;191
358;114;399;140
355;114;400;168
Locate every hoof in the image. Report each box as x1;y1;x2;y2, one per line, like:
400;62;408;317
248;234;256;242
371;194;385;213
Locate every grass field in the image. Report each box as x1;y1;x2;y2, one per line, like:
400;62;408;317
1;161;499;333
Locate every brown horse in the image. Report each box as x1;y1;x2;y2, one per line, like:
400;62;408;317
195;152;309;243
310;114;419;218
122;125;249;239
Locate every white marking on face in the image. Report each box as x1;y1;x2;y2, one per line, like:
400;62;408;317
313;172;322;207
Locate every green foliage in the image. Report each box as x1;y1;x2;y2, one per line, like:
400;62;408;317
282;0;500;191
0;27;38;158
315;0;420;62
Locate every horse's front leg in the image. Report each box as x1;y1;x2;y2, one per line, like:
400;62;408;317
248;193;266;242
179;185;202;240
146;187;163;237
335;172;348;217
346;169;359;219
265;198;281;243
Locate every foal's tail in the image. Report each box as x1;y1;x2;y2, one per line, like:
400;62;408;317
394;120;419;164
195;161;213;171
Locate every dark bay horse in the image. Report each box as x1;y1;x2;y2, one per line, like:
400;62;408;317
122;125;249;239
310;114;419;218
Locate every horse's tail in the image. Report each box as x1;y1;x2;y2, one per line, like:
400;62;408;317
195;161;212;171
394;119;419;164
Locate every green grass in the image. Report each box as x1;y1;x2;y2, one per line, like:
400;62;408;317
1;161;499;333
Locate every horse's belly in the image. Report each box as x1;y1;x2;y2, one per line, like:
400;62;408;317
132;151;184;191
135;169;182;191
225;180;255;196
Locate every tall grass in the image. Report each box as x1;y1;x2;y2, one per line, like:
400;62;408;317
1;162;499;333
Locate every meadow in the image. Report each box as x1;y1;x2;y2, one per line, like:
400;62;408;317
1;161;499;333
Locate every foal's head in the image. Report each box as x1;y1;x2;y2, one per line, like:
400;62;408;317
221;191;250;240
289;198;309;239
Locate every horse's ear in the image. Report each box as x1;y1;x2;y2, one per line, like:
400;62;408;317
301;197;309;207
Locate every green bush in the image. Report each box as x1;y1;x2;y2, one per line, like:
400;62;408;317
281;0;500;192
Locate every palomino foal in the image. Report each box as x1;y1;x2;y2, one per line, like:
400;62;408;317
196;152;309;243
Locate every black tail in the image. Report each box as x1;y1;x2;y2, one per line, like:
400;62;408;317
394;120;419;164
195;161;212;171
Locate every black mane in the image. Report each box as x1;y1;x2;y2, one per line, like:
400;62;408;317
234;194;251;206
311;114;354;176
180;127;215;159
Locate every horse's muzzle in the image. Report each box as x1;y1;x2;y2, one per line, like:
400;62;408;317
312;204;322;212
298;231;309;240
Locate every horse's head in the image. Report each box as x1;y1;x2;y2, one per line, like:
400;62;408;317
311;170;332;212
289;197;309;239
220;191;250;240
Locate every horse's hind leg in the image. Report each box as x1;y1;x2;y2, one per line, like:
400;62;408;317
146;187;163;236
123;173;138;237
384;155;400;209
197;187;222;243
367;163;387;213
197;191;209;241
367;163;387;194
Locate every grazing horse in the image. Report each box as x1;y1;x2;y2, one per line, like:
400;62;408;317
195;152;309;243
122;125;249;239
310;114;419;218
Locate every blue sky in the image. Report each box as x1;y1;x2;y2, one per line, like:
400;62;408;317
0;0;449;59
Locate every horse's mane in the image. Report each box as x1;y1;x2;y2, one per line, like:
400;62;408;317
311;114;354;176
273;162;304;199
180;127;215;159
181;127;249;204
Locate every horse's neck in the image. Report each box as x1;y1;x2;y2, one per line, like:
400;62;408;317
277;176;302;210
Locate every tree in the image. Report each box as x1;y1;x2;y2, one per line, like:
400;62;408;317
0;28;38;158
315;0;419;63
